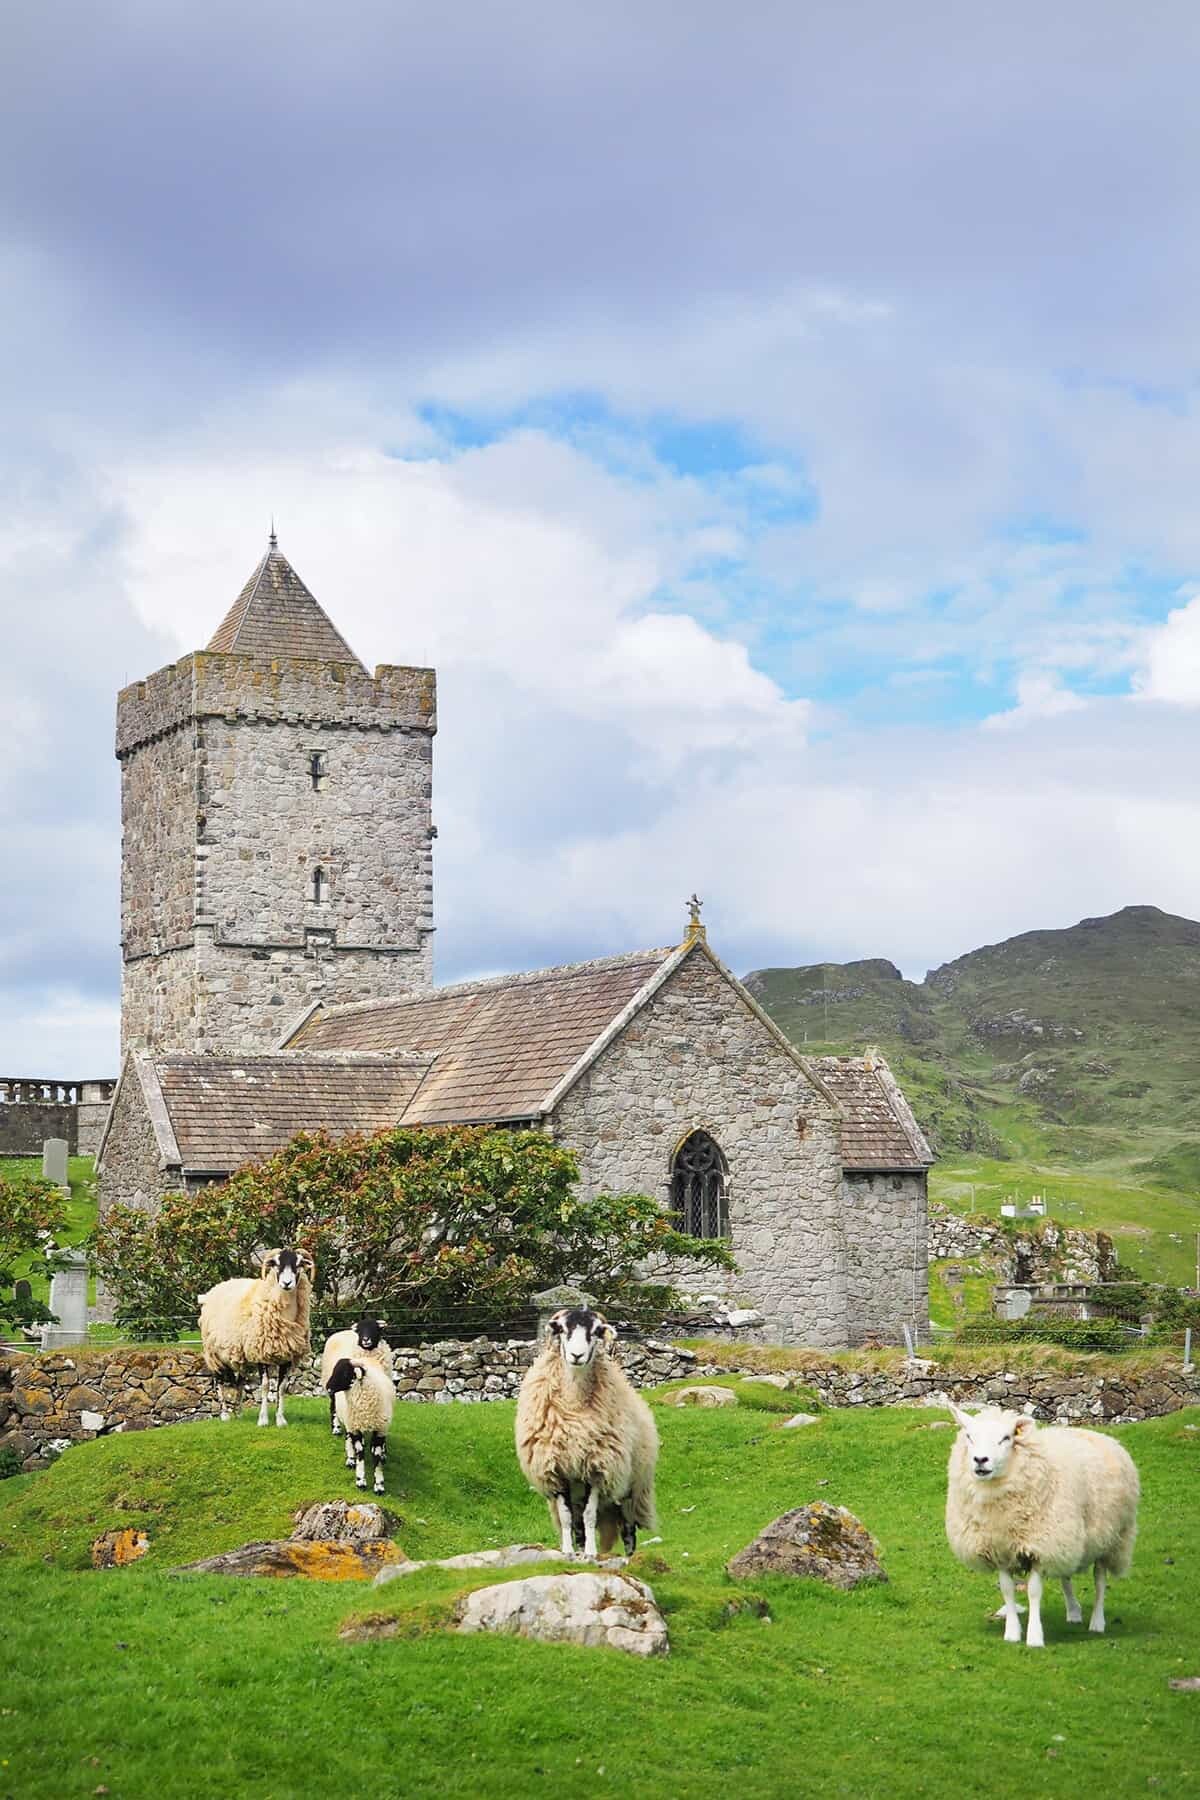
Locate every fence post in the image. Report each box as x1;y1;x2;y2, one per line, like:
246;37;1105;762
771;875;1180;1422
902;1322;916;1358
1185;1327;1194;1374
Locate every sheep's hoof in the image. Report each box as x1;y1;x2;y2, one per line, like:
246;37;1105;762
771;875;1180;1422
275;1417;288;1428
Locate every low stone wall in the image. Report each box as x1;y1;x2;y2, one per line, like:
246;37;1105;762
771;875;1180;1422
766;1357;1200;1425
0;1336;701;1470
0;1102;77;1157
3;1339;1196;1473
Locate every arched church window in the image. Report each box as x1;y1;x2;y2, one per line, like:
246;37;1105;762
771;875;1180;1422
670;1130;729;1239
311;865;330;905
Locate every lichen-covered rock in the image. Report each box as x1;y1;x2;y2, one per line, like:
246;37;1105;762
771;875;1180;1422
92;1528;151;1568
454;1572;668;1656
174;1540;406;1580
727;1503;886;1589
291;1501;402;1543
660;1385;738;1408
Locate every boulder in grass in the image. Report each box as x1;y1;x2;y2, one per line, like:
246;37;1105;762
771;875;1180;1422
174;1540;406;1581
292;1501;402;1543
727;1503;886;1589
375;1543;566;1586
780;1413;820;1429
92;1528;150;1568
454;1572;669;1657
660;1385;738;1408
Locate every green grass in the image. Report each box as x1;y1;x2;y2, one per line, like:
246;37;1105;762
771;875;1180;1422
1;1398;1198;1798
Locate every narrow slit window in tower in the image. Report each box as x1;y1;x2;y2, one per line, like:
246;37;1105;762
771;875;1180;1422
309;751;328;791
311;865;330;905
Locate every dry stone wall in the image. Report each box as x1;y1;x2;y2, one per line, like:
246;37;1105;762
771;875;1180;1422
553;951;849;1346
0;1337;700;1469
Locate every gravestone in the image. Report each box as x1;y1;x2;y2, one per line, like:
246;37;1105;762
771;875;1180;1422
13;1278;32;1305
42;1137;69;1192
41;1247;89;1349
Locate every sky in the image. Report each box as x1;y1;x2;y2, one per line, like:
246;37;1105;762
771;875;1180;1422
3;2;1200;1071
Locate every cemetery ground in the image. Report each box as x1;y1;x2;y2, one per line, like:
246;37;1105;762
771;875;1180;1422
1;1401;1198;1799
5;1156;97;1309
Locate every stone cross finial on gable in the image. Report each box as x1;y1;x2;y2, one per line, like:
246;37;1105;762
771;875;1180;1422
684;893;707;943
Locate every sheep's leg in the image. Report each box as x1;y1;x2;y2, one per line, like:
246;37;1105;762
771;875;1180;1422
620;1503;637;1558
257;1371;271;1428
216;1372;233;1422
352;1431;367;1490
330;1393;341;1436
581;1487;600;1561
1061;1575;1083;1624
274;1367;289;1428
555;1494;574;1557
1025;1568;1045;1648
996;1571;1023;1644
372;1433;386;1495
343;1424;355;1468
569;1489;587;1554
1089;1563;1107;1634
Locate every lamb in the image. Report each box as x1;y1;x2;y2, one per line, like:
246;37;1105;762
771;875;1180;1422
198;1247;315;1428
514;1306;659;1561
319;1316;393;1435
944;1403;1140;1647
325;1356;395;1493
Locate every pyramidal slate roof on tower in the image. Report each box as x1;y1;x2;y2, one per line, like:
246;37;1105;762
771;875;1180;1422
206;536;366;669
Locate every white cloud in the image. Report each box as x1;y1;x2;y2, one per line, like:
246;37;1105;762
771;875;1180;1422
983;672;1089;731
1136;593;1200;704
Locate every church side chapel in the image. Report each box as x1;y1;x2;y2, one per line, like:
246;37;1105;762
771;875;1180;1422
98;539;932;1346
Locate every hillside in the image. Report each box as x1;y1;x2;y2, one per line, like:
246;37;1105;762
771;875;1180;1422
746;906;1200;1281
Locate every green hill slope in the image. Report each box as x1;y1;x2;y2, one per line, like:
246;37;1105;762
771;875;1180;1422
746;906;1200;1279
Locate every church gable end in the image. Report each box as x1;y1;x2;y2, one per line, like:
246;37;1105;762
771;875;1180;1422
548;943;849;1346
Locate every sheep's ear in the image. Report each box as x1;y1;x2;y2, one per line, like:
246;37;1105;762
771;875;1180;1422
547;1310;567;1335
298;1250;315;1280
1013;1413;1037;1438
948;1401;973;1432
601;1321;618;1346
259;1251;277;1273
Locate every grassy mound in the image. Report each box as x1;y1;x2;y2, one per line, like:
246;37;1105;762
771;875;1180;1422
1;1398;1197;1799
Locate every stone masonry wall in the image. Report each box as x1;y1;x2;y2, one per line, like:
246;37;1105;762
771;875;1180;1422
4;1342;1196;1471
117;650;436;1056
96;1068;168;1217
843;1171;929;1343
0;1338;700;1469
0;1102;77;1156
552;950;849;1346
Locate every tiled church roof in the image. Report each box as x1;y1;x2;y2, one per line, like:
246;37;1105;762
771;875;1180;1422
153;1053;429;1171
206;538;366;668
809;1055;934;1170
288;949;675;1124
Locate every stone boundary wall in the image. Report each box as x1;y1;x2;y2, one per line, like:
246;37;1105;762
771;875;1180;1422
0;1103;77;1157
3;1340;1196;1473
0;1337;700;1470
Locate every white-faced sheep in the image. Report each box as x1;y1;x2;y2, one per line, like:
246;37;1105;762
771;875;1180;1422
198;1247;315;1427
514;1306;659;1560
945;1403;1140;1647
319;1316;394;1436
325;1356;395;1493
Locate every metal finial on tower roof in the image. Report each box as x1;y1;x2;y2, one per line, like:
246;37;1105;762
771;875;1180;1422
268;517;278;551
684;892;707;943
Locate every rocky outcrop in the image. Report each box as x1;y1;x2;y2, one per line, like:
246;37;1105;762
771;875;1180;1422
175;1539;405;1580
928;1203;1117;1284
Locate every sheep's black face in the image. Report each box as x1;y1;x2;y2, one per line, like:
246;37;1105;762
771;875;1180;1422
355;1316;384;1351
261;1247;314;1292
548;1307;615;1368
327;1357;366;1396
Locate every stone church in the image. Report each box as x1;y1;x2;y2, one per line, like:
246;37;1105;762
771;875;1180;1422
98;537;932;1345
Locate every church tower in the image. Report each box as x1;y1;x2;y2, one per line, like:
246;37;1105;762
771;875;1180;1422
116;536;436;1055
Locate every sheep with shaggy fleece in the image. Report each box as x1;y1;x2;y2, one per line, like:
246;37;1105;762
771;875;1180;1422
319;1316;393;1435
945;1403;1139;1647
326;1357;395;1493
515;1306;658;1561
198;1247;315;1427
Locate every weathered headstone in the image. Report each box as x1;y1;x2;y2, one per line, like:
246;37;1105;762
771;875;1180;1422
41;1247;89;1350
532;1284;595;1341
13;1278;32;1305
41;1137;69;1192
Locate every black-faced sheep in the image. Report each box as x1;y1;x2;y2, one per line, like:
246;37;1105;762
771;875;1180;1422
945;1403;1140;1647
198;1247;315;1427
514;1306;658;1560
326;1356;395;1493
319;1316;393;1435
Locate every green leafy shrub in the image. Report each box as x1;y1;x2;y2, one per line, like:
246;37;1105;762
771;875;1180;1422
0;1443;23;1481
956;1315;1133;1352
0;1170;68;1334
91;1125;735;1339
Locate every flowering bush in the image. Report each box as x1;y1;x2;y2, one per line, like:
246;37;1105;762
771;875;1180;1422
0;1170;69;1333
90;1125;735;1339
